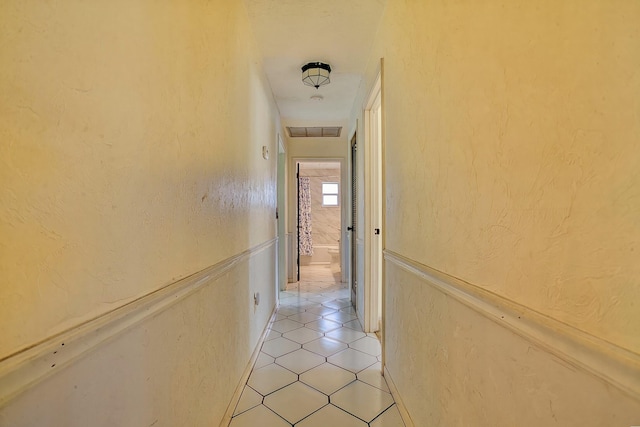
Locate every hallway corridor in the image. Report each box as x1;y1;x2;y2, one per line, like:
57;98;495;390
228;265;404;426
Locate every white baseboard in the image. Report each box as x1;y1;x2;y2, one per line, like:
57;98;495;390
383;366;414;427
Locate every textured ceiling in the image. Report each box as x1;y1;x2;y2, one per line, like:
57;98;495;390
243;0;387;125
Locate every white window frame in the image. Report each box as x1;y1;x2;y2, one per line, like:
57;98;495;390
322;182;340;207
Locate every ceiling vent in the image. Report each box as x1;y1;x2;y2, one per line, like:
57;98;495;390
287;127;342;138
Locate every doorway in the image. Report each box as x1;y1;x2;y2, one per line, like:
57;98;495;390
296;161;343;283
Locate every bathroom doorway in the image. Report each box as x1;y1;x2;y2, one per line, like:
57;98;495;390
297;161;343;283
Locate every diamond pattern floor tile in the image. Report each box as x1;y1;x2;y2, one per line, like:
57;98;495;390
282;327;323;344
300;363;356;395
303;337;348;357
247;364;297;395
261;337;301;358
326;327;367;344
233;386;263;416
254;352;275;369
356;363;389;392
227;264;404;427
370;405;406;426
331;380;394;423
271;319;304;333
296;404;368;426
328;348;378;373
263;382;328;424
343;319;364;332
276;348;325;374
287;311;322;323
324;311;358;323
306;318;342;333
229;405;289;427
349;336;382;356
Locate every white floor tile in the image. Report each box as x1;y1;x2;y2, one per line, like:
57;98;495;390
261;337;301;358
324;311;358;323
325;327;367;344
323;300;352;310
233;386;263;415
247;364;297;395
254;352;275;369
349;336;382;356
296;404;368;426
328;348;377;373
343;319;364;332
331;380;394;422
277;306;304;316
271;319;304;333
229;405;289;427
276;348;325;374
340;306;358;315
282;327;324;344
287;311;321;324
299;363;356;395
305;318;342;333
303;337;348;357
356;363;389;392
265;329;281;342
263;382;328;424
306;306;339;316
370;405;406;426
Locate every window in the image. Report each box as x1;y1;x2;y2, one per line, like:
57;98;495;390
322;182;339;206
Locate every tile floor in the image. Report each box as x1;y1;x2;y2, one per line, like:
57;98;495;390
229;264;405;427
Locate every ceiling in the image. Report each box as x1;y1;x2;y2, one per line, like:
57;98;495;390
243;0;387;126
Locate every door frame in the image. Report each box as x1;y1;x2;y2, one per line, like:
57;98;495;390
290;157;346;283
363;68;384;334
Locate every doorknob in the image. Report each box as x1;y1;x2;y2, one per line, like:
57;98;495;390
347;226;353;231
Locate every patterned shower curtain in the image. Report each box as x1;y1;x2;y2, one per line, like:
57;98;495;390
298;177;313;256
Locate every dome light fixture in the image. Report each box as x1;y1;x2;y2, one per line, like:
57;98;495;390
301;62;331;89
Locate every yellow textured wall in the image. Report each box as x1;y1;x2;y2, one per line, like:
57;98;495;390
0;0;277;359
375;0;640;353
351;0;640;425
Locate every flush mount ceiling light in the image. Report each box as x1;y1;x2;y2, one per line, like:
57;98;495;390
301;62;331;89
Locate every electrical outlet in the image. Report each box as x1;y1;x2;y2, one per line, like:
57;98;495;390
254;292;260;306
